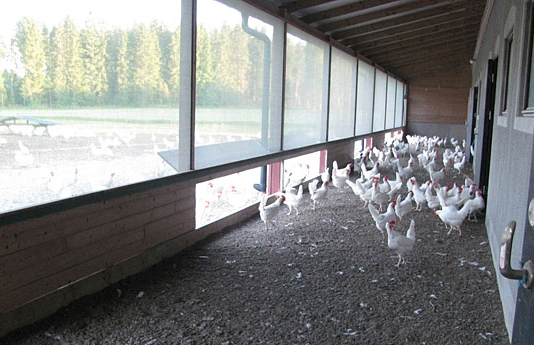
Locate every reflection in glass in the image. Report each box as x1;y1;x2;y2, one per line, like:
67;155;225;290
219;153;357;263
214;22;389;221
356;61;374;135
0;0;182;213
373;70;387;132
284;25;329;150
328;48;356;141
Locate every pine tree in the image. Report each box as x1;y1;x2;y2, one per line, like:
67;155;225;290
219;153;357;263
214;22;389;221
50;18;83;105
154;22;173;103
196;25;214;105
106;29;129;105
0;42;6;106
168;28;180;103
15;17;46;105
128;23;165;105
80;19;108;105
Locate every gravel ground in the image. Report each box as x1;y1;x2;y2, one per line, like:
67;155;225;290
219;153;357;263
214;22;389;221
1;154;508;345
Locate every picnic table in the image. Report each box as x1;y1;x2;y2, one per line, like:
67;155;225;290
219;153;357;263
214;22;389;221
0;115;58;136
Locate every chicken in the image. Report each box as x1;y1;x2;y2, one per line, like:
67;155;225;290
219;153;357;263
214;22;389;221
379;176;391;193
394;192;413;222
362;161;380;180
284;163;310;189
464;189;485;221
282;185;304;215
425;182;441;210
259;194;285;230
409;179;427;211
309;179;329;210
463;174;475;188
435;203;470;235
346;179;373;207
332;161;352;188
321;167;330;183
371;179;390;211
15;140;35;167
387;172;402;189
397;160;413;179
454;155;466;174
48;167;79;198
368;201;396;241
427;166;444;183
386;220;415;268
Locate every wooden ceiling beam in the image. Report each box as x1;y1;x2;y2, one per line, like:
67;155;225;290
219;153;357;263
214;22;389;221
388;50;472;70
281;0;337;13
370;40;475;63
341;7;484;44
401;62;469;80
318;0;462;34
385;46;473;68
360;29;479;56
300;0;404;25
351;22;481;51
342;12;482;47
331;0;474;40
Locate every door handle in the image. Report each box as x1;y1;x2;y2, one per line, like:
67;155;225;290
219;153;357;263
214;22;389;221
499;221;534;289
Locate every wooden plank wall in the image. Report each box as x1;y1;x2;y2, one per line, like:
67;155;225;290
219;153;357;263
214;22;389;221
407;64;471;125
0;132;397;337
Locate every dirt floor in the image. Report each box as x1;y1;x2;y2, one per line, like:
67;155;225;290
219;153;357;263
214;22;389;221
1;155;508;345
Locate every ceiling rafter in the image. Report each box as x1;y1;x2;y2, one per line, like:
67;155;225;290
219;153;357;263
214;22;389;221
300;0;404;25
360;29;479;56
388;49;473;69
385;45;473;67
318;0;461;34
351;21;481;51
281;0;337;13
331;1;474;40
342;11;483;47
370;40;475;63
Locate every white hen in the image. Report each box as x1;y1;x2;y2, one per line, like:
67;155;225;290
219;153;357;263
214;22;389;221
386;220;416;268
259;194;285;230
282;185;304;216
309;180;329;210
368;201;396;241
394;192;413;222
435;203;470;235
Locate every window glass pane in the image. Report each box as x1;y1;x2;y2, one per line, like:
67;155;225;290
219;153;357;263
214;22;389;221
328;48;356;141
385;75;396;129
0;0;183;213
196;167;262;228
395;81;403;127
356;61;374;135
373;70;387;132
283;151;323;189
195;0;283;169
284;25;329;150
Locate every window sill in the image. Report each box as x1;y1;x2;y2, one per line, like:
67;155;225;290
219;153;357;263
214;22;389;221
497;115;508;127
514;115;534;133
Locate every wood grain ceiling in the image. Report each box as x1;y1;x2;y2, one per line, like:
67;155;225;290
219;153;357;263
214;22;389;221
261;0;487;81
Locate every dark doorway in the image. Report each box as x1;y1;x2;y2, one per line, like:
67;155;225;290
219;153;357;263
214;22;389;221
469;86;478;163
479;58;498;197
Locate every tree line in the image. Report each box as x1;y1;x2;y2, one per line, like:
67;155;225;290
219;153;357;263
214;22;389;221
0;16;322;110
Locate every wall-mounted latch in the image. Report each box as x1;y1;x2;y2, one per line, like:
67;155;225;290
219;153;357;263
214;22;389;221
500;221;534;289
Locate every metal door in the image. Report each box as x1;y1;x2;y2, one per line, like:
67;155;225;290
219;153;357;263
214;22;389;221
499;205;534;345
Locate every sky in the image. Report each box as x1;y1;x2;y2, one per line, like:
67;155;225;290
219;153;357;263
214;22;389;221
0;0;271;70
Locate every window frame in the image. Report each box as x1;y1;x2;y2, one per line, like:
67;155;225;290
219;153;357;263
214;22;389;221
501;31;514;115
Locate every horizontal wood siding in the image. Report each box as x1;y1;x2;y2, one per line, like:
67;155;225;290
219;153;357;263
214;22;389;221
0;131;398;337
0;179;197;335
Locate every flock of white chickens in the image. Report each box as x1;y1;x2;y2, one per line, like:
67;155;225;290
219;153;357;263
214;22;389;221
259;135;485;268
